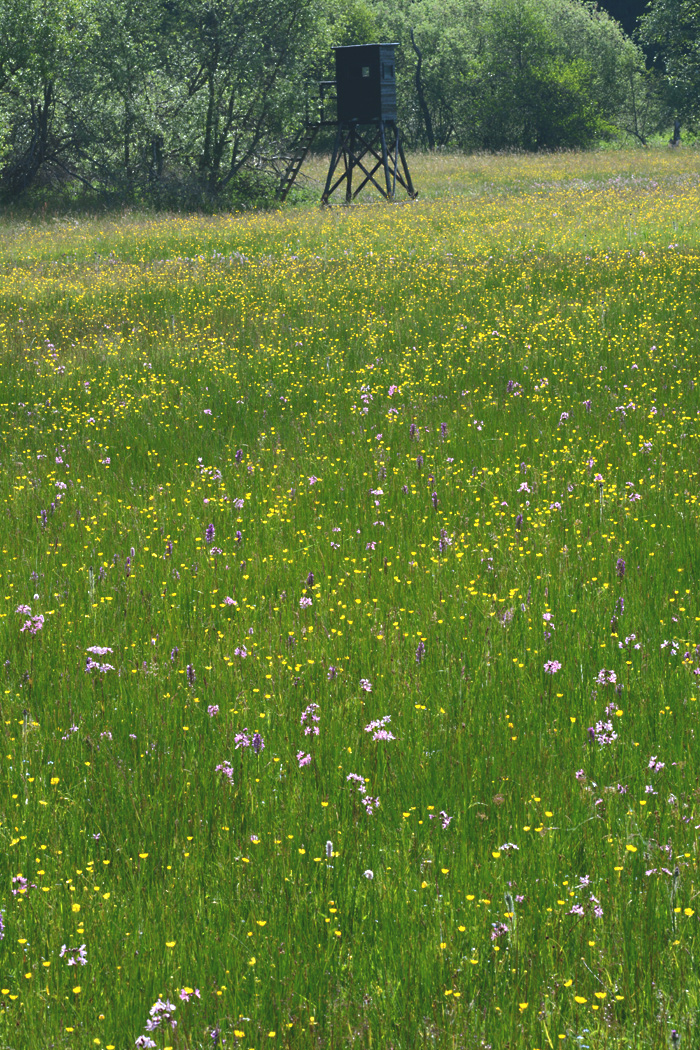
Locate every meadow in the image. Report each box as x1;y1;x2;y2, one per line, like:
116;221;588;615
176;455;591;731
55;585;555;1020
1;148;700;1049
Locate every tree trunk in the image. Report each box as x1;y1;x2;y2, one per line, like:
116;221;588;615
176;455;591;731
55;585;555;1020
410;29;435;151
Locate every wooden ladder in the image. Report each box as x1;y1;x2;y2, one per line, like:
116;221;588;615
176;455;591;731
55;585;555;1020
276;124;319;203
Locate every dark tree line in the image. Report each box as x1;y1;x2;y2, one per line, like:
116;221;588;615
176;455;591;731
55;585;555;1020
0;0;690;206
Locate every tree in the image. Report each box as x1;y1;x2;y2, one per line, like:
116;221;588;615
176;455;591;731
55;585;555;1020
639;0;700;125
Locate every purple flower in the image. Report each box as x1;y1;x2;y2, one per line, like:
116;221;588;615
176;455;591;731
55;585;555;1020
431;491;438;510
216;761;234;784
346;772;367;794
0;911;4;941
415;640;425;664
296;750;311;767
372;728;395;741
306;571;314;587
170;647;179;662
299;596;312;608
208;705;219;717
616;558;626;580
409;423;418;439
575;769;586;780
327;665;337;680
205;523;215;545
235;449;243;462
569;904;585;916
440;422;447;439
359;678;372;692
543;660;561;675
234;730;251;749
20;614;44;635
308;476;318;486
251;732;265;754
186;664;196;687
439;810;452;829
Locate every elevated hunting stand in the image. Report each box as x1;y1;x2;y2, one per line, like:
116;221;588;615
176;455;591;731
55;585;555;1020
276;43;416;205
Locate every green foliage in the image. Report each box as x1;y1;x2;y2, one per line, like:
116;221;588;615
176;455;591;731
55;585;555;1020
0;0;668;205
639;0;700;125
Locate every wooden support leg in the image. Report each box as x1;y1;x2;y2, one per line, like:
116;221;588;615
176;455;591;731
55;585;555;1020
322;124;345;205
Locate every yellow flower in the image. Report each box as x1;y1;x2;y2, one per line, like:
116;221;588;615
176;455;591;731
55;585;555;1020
574;996;587;1004
72;903;81;913
165;941;176;947
73;986;81;994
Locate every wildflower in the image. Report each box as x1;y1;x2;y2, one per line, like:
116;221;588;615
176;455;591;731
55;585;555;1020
440;811;452;829
543;660;561;675
207;705;219;717
215;761;234;784
205;523;215;544
299;596;312;608
20;614;44;635
616;558;626;580
415;640;425;664
296;751;311;767
359;678;372;692
326;840;333;858
179;987;201;1002
308;476;318;485
251;732;265;754
363;869;374;879
186;664;196;687
327;665;337;680
170;647;179;662
234;730;251;749
431;491;438;510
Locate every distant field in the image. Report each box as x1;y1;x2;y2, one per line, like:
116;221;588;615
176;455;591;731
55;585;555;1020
1;148;700;1048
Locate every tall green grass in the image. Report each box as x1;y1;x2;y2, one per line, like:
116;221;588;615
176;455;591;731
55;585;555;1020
0;149;699;1048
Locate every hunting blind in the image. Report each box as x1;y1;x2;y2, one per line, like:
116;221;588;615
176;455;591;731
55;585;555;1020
276;43;416;205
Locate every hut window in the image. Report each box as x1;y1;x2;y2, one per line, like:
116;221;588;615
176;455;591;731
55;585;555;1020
383;64;394;79
361;66;370;78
